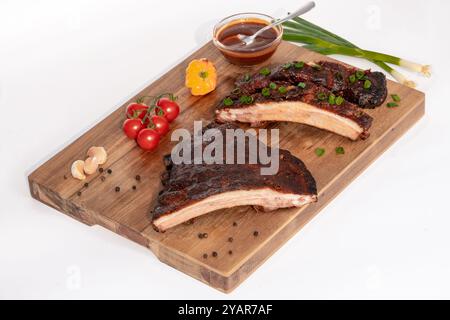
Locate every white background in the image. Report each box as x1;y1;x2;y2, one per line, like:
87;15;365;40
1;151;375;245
1;0;449;299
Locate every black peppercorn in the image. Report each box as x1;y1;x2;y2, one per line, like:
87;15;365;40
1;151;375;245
115;186;120;192
203;253;208;259
228;237;233;243
202;233;208;239
98;167;104;173
212;251;218;257
253;231;259;237
135;175;141;181
132;185;137;190
77;191;82;196
84;183;89;188
107;169;112;174
232;222;237;227
228;250;233;255
198;233;203;239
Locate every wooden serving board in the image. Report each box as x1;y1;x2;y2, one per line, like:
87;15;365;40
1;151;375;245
28;41;425;293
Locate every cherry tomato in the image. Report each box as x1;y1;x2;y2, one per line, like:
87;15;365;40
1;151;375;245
126;103;148;119
123;118;144;139
137;128;160;151
150;115;170;136
156;98;180;122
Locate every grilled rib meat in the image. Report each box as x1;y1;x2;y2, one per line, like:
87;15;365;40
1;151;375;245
216;82;373;140
151;122;317;232
235;61;387;109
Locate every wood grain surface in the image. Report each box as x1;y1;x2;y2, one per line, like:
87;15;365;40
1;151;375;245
28;41;425;293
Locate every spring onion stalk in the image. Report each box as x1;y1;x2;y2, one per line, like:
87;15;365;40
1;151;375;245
282;17;428;85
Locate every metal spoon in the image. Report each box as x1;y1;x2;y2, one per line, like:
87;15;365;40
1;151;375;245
237;1;316;46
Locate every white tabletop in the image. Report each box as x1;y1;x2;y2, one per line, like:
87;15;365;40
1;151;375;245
1;0;449;299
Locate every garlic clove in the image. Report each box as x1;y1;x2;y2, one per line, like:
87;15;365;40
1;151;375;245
71;160;86;180
87;147;107;165
84;157;98;175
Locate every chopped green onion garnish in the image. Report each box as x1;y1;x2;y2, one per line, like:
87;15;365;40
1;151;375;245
294;61;304;69
278;86;287;94
363;79;372;89
283;63;292;69
317;92;327;101
335;146;345;155
335;96;344;105
269;82;277;90
328;93;336;105
356;70;365;80
349;74;356;84
231;87;241;95
261;88;270;97
387;102;398;108
239;95;254;104
259;67;271;76
391;94;401;102
223;97;233;106
243;74;251;82
312;64;322;71
315;148;325;157
297;82;306;88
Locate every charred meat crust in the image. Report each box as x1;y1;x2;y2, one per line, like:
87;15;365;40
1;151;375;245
151;123;317;221
217;82;373;139
235;61;387;109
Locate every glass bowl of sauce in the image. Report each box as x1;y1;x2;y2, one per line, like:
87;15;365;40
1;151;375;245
213;13;282;66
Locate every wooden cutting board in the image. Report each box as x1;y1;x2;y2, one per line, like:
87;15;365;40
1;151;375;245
28;41;425;293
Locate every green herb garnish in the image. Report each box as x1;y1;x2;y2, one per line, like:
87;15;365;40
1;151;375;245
199;71;208;79
259;67;271;76
335;146;345;155
223;97;233;106
278;86;287;94
317;92;327;101
363;79;372;89
356;70;365;80
283;63;292;69
243;74;251;82
391;94;401;102
294;61;304;69
239;95;254;104
297;82;306;88
261;88;271;97
328;93;336;105
335;96;344;105
387;102;398;108
269;82;277;90
349;74;356;84
312;64;322;71
315;148;325;157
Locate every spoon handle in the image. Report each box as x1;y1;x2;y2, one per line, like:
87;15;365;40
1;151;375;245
255;1;316;37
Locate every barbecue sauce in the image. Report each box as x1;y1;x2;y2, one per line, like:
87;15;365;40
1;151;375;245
215;19;280;65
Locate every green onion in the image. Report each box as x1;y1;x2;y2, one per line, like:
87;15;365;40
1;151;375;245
312;64;322;71
387;102;398;108
281;17;426;86
294;61;304;69
278;86;287;94
231;87;241;95
223;97;233;106
335;146;345;155
328;93;336;105
335;96;344;105
355;70;365;80
259;67;271;76
283;63;293;69
315;148;325;157
261;88;271;97
269;82;277;90
391;94;401;102
239;95;254;104
364;79;372;89
349;75;356;84
297;82;306;88
243;74;251;82
317;92;327;101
